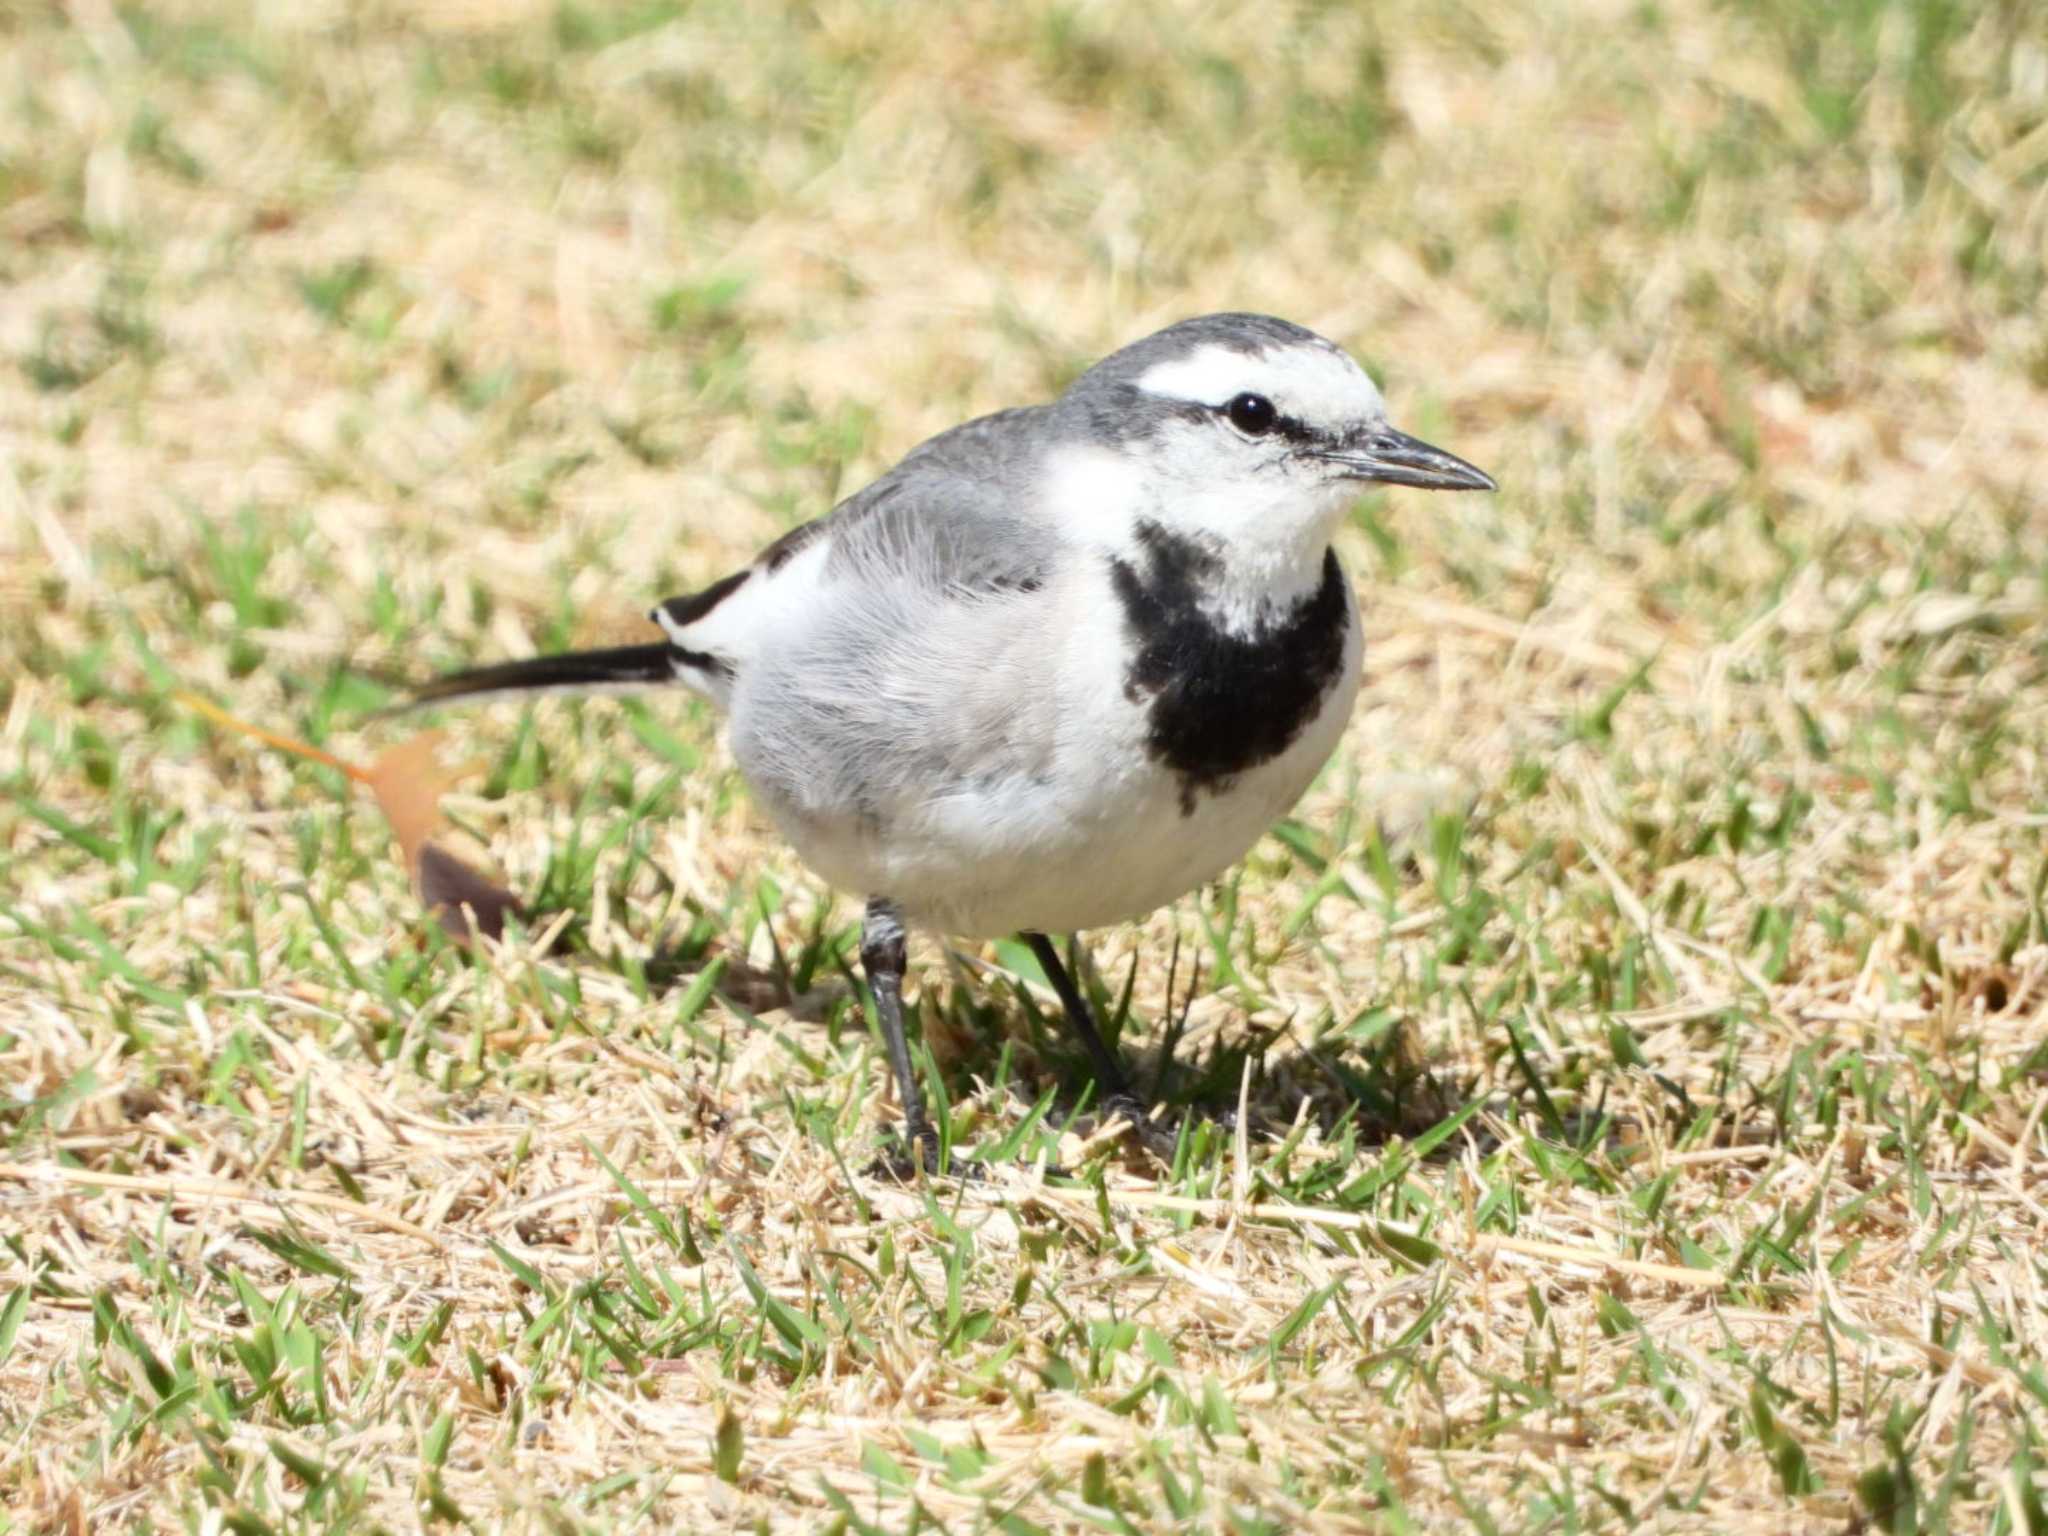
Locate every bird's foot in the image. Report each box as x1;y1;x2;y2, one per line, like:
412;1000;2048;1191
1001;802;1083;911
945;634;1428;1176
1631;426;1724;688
1095;1091;1183;1162
866;1121;941;1180
866;1122;984;1182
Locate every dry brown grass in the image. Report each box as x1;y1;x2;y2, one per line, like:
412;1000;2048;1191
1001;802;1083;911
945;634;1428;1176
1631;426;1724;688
4;0;2047;1530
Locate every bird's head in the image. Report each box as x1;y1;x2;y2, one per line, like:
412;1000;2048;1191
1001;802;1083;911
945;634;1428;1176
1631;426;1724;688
1052;314;1494;571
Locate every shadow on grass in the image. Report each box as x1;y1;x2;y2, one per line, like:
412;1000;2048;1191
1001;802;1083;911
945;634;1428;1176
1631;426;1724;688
549;915;1723;1179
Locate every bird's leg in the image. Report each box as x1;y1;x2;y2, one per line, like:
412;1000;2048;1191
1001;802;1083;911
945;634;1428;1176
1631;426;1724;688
1022;932;1153;1124
861;897;937;1172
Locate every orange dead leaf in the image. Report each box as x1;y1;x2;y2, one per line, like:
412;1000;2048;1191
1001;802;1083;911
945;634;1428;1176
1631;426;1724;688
359;732;467;871
176;692;521;943
361;734;520;942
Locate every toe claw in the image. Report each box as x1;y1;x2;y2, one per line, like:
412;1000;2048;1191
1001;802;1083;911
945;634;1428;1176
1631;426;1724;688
1098;1091;1180;1161
866;1123;984;1182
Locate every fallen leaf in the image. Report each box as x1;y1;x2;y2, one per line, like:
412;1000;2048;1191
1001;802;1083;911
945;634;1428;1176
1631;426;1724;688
175;691;521;943
415;842;522;942
359;731;463;871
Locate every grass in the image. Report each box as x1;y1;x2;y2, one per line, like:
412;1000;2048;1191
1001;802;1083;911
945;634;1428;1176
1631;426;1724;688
2;0;2046;1529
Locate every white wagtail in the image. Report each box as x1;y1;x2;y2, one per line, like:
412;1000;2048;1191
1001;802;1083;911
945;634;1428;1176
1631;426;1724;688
414;313;1495;1163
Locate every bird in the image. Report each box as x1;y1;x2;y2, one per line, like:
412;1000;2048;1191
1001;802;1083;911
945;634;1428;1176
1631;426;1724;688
412;313;1495;1168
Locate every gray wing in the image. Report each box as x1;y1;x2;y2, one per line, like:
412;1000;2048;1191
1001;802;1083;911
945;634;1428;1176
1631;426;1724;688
750;406;1052;586
727;408;1074;833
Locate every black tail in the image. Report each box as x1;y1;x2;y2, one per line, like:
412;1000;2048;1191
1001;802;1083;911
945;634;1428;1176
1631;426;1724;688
409;641;682;709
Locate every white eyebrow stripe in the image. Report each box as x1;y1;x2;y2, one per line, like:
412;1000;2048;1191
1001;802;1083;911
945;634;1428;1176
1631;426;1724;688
1136;344;1265;406
1137;342;1387;433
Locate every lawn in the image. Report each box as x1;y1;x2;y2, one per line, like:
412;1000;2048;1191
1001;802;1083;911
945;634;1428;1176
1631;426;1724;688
3;0;2046;1530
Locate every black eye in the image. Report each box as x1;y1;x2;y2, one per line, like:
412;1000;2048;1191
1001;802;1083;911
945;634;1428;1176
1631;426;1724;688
1225;392;1277;436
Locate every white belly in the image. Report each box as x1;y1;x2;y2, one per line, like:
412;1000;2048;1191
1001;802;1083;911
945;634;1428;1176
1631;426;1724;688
756;586;1363;939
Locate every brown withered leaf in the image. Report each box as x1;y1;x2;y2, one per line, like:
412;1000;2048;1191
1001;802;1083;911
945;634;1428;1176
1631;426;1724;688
176;692;521;943
358;731;523;942
414;842;523;942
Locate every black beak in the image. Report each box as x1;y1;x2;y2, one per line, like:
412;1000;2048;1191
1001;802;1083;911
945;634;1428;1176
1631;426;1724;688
1321;426;1496;492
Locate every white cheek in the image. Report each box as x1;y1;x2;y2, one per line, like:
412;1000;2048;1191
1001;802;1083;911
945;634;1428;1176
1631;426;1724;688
1038;443;1149;541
